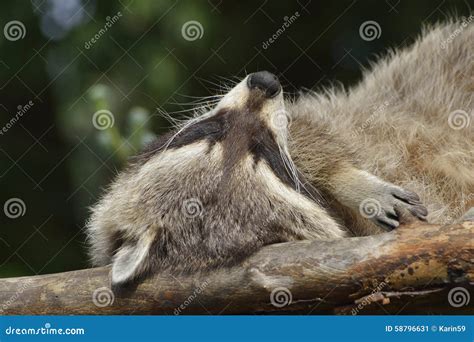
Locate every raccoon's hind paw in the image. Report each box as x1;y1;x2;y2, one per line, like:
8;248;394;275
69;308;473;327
360;186;428;231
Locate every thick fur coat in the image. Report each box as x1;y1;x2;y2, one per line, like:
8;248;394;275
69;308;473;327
87;21;473;285
289;21;473;235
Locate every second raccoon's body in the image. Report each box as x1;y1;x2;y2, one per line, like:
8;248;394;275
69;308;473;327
87;21;473;285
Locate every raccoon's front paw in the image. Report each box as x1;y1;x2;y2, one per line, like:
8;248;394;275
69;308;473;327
359;186;428;231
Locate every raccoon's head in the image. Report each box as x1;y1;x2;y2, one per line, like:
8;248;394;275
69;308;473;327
136;71;298;187
145;71;289;155
105;71;306;286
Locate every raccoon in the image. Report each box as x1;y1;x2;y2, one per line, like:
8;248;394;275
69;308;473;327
87;21;472;286
288;20;473;236
87;71;351;285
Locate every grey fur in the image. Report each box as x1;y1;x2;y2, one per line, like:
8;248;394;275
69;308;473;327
289;20;473;235
87;20;472;285
87;80;345;285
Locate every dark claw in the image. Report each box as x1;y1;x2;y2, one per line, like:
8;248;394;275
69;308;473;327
405;190;420;202
392;191;420;204
386;211;399;220
409;204;428;217
376;219;398;231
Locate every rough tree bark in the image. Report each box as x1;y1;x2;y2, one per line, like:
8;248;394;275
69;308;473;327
0;220;472;315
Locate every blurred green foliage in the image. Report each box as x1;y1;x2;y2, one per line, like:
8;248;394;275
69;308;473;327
0;0;470;277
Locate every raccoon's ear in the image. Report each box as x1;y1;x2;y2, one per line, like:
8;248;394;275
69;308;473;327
111;237;154;286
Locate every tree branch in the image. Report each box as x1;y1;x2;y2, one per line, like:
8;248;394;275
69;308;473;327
0;221;472;315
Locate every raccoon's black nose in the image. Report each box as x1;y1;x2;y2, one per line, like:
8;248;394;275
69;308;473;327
247;71;281;98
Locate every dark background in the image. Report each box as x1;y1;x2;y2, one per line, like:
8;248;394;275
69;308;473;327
0;0;471;277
